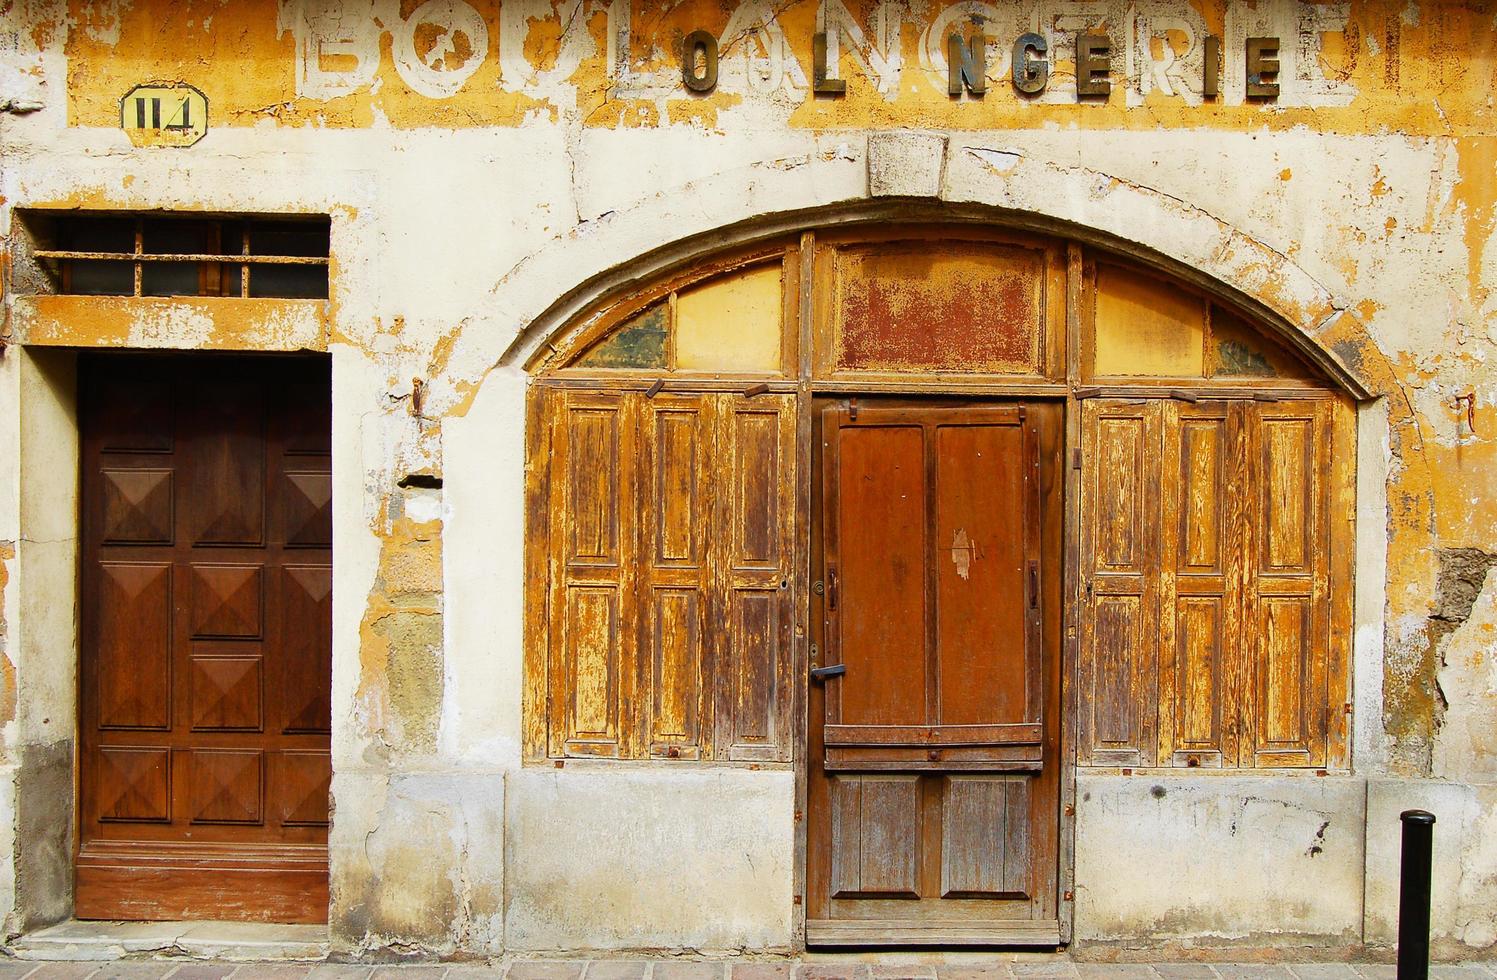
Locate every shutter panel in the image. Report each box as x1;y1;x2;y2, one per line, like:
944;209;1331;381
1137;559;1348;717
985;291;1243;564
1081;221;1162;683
1158;402;1240;768
639;394;715;759
546;390;638;758
714;393;796;762
1079;400;1162;766
1242;400;1333;767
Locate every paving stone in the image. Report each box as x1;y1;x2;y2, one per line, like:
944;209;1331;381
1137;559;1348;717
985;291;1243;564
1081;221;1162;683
654;965;726;980
1074;966;1156;978
85;966;175;980
1350;968;1395;980
442;966;506;980
0;966;37;980
934;967;1012;980
1431;969;1495;979
1214;967;1294;979
1012;965;1077;978
730;966;794;980
869;965;937;980
508;963;587;980
797;966;871;980
580;964;649;980
1286;967;1359;979
1149;967;1218;980
224;967;313;980
25;966;103;980
370;969;446;980
165;963;235;980
302;967;372;980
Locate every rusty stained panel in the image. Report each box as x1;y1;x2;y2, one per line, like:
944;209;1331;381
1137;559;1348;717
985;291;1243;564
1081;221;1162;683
1093;265;1206;378
833;242;1042;375
1208;304;1312;379
574;302;668;370
675;263;783;373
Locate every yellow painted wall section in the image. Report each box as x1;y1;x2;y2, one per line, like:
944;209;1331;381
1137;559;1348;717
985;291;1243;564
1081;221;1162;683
54;1;1497;136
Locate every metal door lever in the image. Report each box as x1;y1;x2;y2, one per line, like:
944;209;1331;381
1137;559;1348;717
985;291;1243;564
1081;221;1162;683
810;664;847;681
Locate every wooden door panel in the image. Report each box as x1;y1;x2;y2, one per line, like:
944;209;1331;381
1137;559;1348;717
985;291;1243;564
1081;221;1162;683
96;562;173;730
810;401;1061;945
940;776;1031;898
830;423;928;729
187;383;265;546
79;354;331;923
829;775;923;898
281;565;333;734
934;422;1033;730
100;468;174;544
96;747;172;822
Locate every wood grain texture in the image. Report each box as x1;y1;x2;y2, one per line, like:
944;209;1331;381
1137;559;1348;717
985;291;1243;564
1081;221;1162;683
530;387;795;762
78;353;331;923
808;401;1061;942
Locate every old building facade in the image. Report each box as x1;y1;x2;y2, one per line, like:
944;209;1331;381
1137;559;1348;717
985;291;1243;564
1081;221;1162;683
0;0;1495;961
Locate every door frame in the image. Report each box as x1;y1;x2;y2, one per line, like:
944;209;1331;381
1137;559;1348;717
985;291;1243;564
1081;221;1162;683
800;394;1071;947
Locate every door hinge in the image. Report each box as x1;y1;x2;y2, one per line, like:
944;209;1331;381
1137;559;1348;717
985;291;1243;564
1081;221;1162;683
1071;447;1082;470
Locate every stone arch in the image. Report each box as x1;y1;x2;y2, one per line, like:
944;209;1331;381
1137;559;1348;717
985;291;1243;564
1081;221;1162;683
434;133;1401;405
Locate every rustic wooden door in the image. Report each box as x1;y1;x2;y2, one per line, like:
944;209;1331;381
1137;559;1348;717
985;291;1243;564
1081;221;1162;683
807;402;1062;946
77;353;332;923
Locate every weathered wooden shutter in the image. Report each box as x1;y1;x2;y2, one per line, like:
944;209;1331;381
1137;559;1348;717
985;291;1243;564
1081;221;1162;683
1079;400;1161;766
535;388;794;762
546;390;637;758
1080;396;1350;769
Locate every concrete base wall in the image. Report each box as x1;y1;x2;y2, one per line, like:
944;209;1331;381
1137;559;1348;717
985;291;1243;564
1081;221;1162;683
504;767;796;955
1073;774;1367;948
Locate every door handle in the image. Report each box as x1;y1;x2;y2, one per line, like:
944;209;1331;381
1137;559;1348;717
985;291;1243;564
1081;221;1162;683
810;664;846;681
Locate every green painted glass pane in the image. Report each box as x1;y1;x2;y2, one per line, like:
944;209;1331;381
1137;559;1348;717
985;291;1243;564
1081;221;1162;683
576;303;668;369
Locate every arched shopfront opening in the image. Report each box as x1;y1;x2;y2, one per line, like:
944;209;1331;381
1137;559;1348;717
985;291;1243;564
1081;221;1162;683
521;224;1357;946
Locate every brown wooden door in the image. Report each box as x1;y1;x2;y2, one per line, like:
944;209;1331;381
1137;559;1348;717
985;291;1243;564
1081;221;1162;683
77;353;332;923
807;402;1062;947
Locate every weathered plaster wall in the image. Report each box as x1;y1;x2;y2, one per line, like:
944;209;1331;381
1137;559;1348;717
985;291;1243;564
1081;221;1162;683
1074;774;1367;949
504;768;796;954
1;0;1495;957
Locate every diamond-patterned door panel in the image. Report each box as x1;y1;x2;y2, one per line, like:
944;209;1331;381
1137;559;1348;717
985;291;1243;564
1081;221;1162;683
274;750;331;827
97;562;172;730
188;749;265;825
101;469;174;544
190;649;264;731
282;472;332;547
190;564;264;638
97;747;171;822
282;566;332;734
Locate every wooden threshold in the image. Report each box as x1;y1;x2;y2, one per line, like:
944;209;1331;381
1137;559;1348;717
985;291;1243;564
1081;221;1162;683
804;919;1062;947
76;841;328;924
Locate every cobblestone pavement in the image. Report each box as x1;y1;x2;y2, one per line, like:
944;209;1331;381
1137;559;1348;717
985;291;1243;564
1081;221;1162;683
0;962;1494;980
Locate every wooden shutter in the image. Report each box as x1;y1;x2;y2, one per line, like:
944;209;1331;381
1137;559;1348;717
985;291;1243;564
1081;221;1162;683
1080;396;1350;770
1242;399;1334;768
1079;400;1162;766
533;388;795;762
714;393;796;761
546;390;637;758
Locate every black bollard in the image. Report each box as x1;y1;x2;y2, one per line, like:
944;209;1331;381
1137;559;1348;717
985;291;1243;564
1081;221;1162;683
1397;809;1436;980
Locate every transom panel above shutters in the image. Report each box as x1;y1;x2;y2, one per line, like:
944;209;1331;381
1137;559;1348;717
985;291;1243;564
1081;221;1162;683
526;387;795;762
1077;396;1354;770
